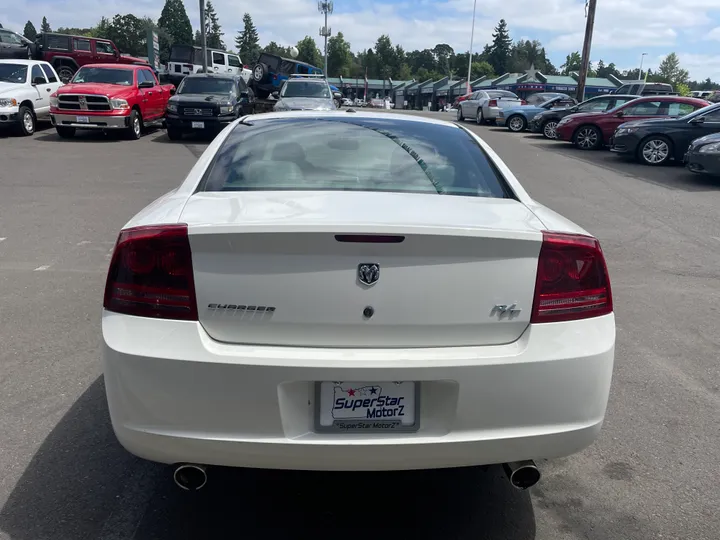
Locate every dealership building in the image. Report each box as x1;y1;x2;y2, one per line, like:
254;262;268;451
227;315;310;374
330;65;631;110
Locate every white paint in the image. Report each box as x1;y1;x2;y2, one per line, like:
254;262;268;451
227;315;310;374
0;237;6;243
34;265;51;271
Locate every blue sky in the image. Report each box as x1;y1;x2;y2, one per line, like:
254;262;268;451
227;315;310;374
6;0;720;81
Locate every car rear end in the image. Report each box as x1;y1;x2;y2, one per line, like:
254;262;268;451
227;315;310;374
167;45;201;87
483;91;524;122
102;113;615;471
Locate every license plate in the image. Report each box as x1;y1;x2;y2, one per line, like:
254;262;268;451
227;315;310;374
191;121;205;129
76;116;89;123
315;381;419;433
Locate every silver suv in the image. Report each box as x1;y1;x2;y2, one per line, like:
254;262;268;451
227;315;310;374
272;75;337;111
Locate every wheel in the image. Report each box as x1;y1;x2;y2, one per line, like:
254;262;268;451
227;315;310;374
56;65;75;84
507;115;527;132
167;128;182;141
456;107;465;121
541;120;559;139
573;125;602;150
126;110;142;140
252;63;268;83
638;136;672;166
55;126;76;138
476;108;484;124
16;106;35;136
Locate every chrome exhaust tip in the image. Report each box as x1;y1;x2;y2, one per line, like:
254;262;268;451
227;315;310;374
503;460;541;490
173;464;207;491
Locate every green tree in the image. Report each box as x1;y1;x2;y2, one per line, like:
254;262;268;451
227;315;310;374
23;21;37;41
263;41;291;57
675;82;691;96
57;26;96;37
236;13;260;64
157;0;193;62
41;17;51;32
96;14;153;56
657;52;689;86
203;1;224;49
407;49;436;75
296;36;322;68
488;19;512;75
471;61;494;79
433;43;454;77
194;29;202;45
327;32;352;77
374;35;396;80
595;59;606;78
561;51;582;75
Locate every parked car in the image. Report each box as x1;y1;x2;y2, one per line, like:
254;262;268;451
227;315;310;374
555;96;710;150
32;32;150;84
684;132;720;176
166;45;251;87
101;111;615;488
272;75;336;111
0;28;35;60
0;59;63;135
610;102;720;165
250;52;324;99
456;89;522;124
497;94;577;132
165;73;254;140
530;94;638;139
49;63;175;139
611;82;675;96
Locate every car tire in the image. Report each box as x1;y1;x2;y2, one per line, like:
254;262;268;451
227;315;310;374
252;63;268;83
55;127;76;139
457;107;465;121
167;128;182;141
16;106;35;136
126;110;143;140
541;119;559;139
573;125;602;150
56;65;75;84
507;115;527;132
638;135;673;166
476;108;484;124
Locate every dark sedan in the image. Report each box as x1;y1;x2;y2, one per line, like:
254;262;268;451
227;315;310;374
529;94;638;139
165;73;255;140
610;102;720;166
684;132;720;176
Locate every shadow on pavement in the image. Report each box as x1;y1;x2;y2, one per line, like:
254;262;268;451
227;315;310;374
529;138;720;192
0;378;536;540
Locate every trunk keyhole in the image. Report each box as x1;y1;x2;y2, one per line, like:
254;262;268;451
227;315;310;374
363;306;374;319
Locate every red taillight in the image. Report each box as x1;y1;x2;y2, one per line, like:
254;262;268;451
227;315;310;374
244;64;249;69
520;99;527;105
531;232;612;323
488;99;498;107
103;224;198;321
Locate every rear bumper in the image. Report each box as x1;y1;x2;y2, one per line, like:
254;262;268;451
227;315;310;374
486;106;502;120
103;311;615;471
495;116;507;126
51;112;129;129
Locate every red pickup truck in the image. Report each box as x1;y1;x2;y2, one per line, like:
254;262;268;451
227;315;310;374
49;63;175;139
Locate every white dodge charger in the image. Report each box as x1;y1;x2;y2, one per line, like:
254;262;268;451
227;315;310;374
102;111;615;490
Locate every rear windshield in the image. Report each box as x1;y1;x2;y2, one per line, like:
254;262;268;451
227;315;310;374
281;81;330;98
71;67;134;86
199;117;514;199
488;91;518;99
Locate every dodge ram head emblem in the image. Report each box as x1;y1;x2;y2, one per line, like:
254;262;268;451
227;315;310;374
78;96;88;110
357;263;380;286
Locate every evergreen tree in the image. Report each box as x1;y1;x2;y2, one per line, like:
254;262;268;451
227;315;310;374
487;19;512;75
23;21;37;40
296;36;322;68
235;13;260;64
194;29;202;45
41;17;51;33
657;52;689;86
327;32;352;77
158;0;193;62
204;1;224;49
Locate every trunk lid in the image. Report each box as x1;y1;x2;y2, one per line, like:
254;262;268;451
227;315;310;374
181;191;545;348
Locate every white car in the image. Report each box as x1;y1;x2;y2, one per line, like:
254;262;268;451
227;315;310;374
102;111;615;491
0;59;63;135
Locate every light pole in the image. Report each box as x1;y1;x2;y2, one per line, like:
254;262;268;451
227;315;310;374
638;52;648;81
466;0;477;95
318;1;333;75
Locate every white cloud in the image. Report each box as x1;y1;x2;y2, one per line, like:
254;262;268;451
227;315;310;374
707;27;720;41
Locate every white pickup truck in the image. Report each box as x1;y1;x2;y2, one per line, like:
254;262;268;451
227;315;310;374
0;59;63;135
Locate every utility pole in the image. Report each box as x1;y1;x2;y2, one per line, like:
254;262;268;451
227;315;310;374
576;0;597;103
466;0;478;95
199;0;208;72
638;52;648;81
318;1;333;75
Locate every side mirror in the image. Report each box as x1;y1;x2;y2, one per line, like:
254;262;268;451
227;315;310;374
271;91;279;99
615;110;625;118
138;80;154;89
333;92;342;100
32;76;45;85
169;87;176;95
690;116;705;124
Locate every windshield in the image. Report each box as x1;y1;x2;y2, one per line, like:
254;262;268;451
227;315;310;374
178;77;235;95
71;67;134;86
200;117;513;199
281;81;331;99
0;64;27;83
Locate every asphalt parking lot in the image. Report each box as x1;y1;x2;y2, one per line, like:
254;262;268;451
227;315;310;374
1;113;719;540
